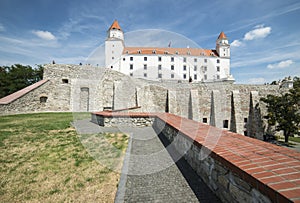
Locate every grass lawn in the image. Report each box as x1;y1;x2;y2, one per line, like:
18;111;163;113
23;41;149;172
289;136;300;143
0;113;128;202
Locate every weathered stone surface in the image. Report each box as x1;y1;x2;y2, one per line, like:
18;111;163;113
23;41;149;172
0;64;287;140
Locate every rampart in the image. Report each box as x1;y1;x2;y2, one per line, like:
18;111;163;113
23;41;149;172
0;64;286;140
92;111;300;203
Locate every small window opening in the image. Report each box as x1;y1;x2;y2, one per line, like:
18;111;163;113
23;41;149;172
203;118;208;123
62;79;69;84
40;96;48;103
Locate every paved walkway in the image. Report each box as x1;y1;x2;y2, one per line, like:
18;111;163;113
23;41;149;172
73;119;220;202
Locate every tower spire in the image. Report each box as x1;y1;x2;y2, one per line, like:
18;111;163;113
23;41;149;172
109;20;122;31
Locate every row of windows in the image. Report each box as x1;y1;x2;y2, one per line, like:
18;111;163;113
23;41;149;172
128;72;220;80
129;64;220;72
124;56;220;63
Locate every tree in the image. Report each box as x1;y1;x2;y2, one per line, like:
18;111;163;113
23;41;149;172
261;77;300;142
0;64;43;98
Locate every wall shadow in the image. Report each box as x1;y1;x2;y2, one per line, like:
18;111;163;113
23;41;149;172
157;132;221;203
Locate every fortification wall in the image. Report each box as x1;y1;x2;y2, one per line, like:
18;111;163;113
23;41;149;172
0;64;286;139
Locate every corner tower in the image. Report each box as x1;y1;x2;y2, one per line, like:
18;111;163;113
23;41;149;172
105;20;124;70
216;32;230;58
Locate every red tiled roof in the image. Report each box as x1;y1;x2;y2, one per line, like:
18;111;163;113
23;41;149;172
218;31;227;39
0;79;49;104
109;20;122;31
123;47;219;57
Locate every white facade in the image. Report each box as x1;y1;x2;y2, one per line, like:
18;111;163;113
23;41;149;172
105;20;234;82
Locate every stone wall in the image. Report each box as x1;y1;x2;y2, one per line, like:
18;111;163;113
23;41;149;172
153;118;271;203
0;64;287;140
92;111;300;203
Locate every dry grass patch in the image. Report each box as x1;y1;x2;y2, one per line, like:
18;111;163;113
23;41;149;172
0;113;128;202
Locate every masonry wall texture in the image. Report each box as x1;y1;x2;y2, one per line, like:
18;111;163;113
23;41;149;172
0;64;285;140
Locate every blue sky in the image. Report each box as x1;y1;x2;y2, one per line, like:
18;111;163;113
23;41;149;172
0;0;299;84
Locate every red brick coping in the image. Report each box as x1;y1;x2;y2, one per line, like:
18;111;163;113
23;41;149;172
92;111;300;202
0;79;49;104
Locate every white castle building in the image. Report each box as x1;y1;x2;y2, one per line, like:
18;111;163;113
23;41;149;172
105;20;235;82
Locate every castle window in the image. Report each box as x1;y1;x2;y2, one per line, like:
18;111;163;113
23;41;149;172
244;118;248;123
40;96;48;103
171;74;174;78
144;64;147;70
217;59;220;63
171;65;174;70
204;59;207;63
194;58;197;62
223;120;229;128
217;66;220;72
144;73;147;77
62;79;69;84
144;57;147;61
183;74;187;79
158;56;162;61
158;64;162;70
158;73;162;78
171;57;174;62
194;74;197;80
130;64;133;70
130;57;133;61
183;57;186;62
194;65;197;71
202;118;207;123
183;65;186;71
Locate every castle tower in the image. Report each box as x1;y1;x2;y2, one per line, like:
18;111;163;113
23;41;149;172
105;20;124;70
216;32;230;58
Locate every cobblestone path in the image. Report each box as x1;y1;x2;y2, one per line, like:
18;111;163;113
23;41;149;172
115;127;220;203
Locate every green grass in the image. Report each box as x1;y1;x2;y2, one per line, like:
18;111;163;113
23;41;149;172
289;136;300;143
0;113;128;202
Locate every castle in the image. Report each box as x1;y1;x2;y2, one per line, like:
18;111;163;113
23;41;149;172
105;20;234;82
0;21;288;140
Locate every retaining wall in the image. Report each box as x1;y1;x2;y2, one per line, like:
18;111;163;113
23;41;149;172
92;111;300;203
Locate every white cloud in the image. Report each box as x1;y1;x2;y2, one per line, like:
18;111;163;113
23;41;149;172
243;25;271;41
32;30;56;40
231;40;242;47
0;24;5;32
267;60;294;69
247;77;266;84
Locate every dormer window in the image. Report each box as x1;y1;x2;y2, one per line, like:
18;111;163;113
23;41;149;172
152;50;156;54
137;50;141;54
126;51;129;54
187;51;191;55
164;51;169;54
175;51;179;55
